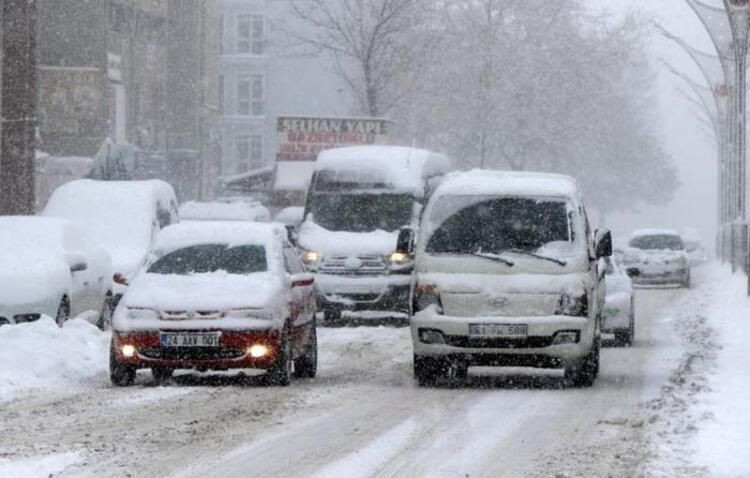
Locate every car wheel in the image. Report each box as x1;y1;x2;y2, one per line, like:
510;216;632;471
262;327;292;386
565;338;600;388
683;272;691;289
97;293;114;331
323;308;343;326
110;348;136;387
55;297;70;328
293;322;317;379
152;367;174;384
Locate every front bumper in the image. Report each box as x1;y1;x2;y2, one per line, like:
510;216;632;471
315;273;411;314
111;329;281;370
411;312;594;363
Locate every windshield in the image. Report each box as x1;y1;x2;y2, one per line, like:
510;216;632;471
307;193;413;232
629;235;684;251
426;197;572;254
147;244;267;275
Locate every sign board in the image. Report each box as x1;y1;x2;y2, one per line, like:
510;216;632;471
276;116;391;162
38;66;102;136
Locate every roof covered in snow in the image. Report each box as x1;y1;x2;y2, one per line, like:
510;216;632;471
314;146;452;192
154;221;287;253
629;228;681;239
274;161;317;191
179;200;270;222
434;169;580;199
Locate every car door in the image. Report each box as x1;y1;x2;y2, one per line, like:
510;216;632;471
283;244;315;354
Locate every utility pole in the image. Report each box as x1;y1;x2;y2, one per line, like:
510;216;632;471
0;0;37;215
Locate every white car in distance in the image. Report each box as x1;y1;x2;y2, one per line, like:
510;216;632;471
622;229;690;288
0;217;113;327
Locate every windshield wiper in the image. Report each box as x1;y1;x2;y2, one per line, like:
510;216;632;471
503;249;567;266
469;251;514;266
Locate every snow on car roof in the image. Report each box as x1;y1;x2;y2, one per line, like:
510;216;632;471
0;216;74;250
179;200;270;222
434;169;580;199
630;228;681;238
154;221;287;253
315;146;451;191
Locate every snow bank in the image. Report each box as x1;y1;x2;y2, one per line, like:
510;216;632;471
0;317;109;401
0;451;82;477
694;267;750;477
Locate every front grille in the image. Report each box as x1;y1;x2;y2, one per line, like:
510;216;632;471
139;347;245;360
319;254;387;275
444;335;555;349
160;310;222;320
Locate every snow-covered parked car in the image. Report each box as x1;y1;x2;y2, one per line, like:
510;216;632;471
109;221;317;386
42;179;179;302
0;217;113;328
298;146;452;323
179;198;270;222
621;229;690;287
399;170;611;387
601;257;635;347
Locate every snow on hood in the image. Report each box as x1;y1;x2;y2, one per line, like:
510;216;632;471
297;221;398;256
123;271;285;311
0;317;109;401
420;271;589;297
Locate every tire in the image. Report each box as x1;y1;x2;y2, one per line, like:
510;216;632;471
262;327;292;386
413;355;467;387
414;355;441;387
97;293;114;331
565;338;600;388
683;272;691;289
55;297;70;328
110;348;136;387
323;308;342;326
152;367;174;384
615;303;635;347
293;323;317;379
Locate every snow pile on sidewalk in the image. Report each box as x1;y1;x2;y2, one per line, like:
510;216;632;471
0;451;82;477
693;267;750;477
0;317;109;401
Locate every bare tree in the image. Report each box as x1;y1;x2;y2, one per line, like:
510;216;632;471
288;0;435;117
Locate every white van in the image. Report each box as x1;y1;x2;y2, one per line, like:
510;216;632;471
298;146;452;322
399;170;611;387
43;179;179;303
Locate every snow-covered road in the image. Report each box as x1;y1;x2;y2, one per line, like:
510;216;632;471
0;266;731;477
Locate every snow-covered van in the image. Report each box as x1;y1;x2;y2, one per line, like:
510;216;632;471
298;146;452;322
43;179;179;303
400;170;612;387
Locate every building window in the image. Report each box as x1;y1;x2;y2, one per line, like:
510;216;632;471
218;14;224;54
237;14;264;55
237;74;264;116
236;134;264;173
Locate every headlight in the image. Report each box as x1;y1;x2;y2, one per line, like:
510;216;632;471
126;307;158;320
226;308;274;320
413;282;442;313
556;294;588;317
301;250;321;271
389;251;409;264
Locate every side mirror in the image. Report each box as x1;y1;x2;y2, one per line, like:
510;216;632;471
291;273;315;288
66;252;88;273
396;226;416;255
626;267;641;278
285;224;298;246
594;229;613;259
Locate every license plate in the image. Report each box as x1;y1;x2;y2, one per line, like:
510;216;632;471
468;324;527;338
160;332;221;348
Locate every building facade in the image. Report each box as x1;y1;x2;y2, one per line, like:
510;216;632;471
217;0;268;178
35;0;218;200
